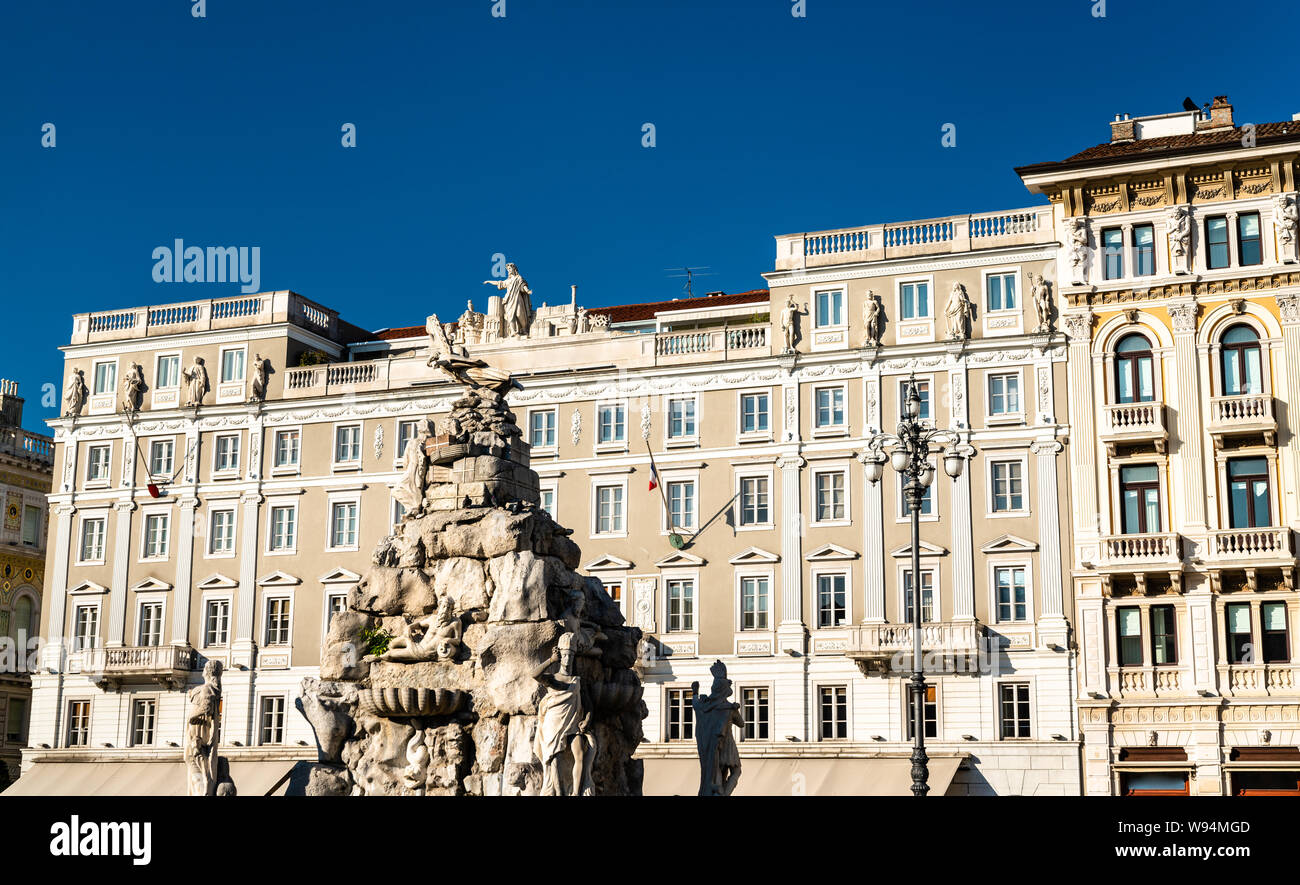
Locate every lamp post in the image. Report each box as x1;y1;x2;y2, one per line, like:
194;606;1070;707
864;374;965;796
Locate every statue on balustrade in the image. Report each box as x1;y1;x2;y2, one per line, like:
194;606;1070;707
780;296;800;353
121;362;146;413
692;659;744;796
1030;273;1054;334
63;368;87;418
249;354;271;402
945;282;974;341
483;262;534;338
182;357;209;406
862;290;883;346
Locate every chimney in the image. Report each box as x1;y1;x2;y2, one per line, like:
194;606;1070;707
0;380;24;430
1196;95;1234;131
1110;113;1136;144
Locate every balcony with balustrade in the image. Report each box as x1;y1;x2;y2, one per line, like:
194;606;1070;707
1099;401;1168;456
1207;393;1276;447
843;620;985;676
1108;665;1185;699
69;291;344;345
644;323;770;365
82;644;197;691
1096;532;1183;593
773;206;1055;271
1217;662;1299;697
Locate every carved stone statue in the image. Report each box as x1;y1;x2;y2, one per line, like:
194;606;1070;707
401;730;430;795
780;295;799;353
483;263;534;338
1167;206;1192;275
298;677;356;763
1066;217;1090;284
560;589;606;659
186;660;226;796
532;633;596;796
371;595;463;664
391;420;432;516
862;290;883;346
249;354;270;402
63;368;87;418
945;282;974;340
182;357;209;406
425;313;518;396
1275;194;1299;263
692;660;744;796
1030;273;1054;333
120;362;145;413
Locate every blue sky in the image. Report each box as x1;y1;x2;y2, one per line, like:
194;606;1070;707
2;0;1297;431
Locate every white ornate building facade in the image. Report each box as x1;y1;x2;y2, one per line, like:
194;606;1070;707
1018;96;1300;795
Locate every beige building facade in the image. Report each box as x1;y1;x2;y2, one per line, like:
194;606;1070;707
1019;96;1300;795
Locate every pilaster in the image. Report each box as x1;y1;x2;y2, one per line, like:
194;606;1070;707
104;500;136;647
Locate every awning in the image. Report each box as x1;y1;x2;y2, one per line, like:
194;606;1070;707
641;755;965;796
2;761;186;797
2;759;299;797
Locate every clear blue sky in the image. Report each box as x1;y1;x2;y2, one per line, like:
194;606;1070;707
2;0;1297;431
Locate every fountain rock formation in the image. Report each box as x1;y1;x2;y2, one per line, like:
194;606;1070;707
302;379;645;795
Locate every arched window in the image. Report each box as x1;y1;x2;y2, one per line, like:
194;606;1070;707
11;595;33;641
1115;334;1155;403
1221;325;1262;396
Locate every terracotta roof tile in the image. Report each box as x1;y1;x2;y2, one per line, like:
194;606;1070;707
1016;121;1300;175
370;289;771;340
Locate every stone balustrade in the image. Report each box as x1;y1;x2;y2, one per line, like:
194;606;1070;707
1207;393;1276;445
82;644;196;690
1099;401;1167;452
843;620;985;675
1210;526;1292;560
1110;665;1183;697
1099;532;1182;566
1219;662;1298;697
71;291;337;344
650;323;770;364
0;427;54;465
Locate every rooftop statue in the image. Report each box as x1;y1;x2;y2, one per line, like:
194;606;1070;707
483;262;534;338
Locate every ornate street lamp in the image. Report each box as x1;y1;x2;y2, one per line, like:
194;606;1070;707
865;373;966;796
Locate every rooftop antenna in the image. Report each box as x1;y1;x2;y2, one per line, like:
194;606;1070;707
664;266;716;299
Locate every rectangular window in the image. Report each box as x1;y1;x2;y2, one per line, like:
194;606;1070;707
214;434;240;473
999;683;1031;739
87;445;111;482
529;410;556;448
1134;224;1155;276
220;348;245;384
667;480;695;531
1117;607;1143;666
66;700;90;747
900;281;929;320
137;601;164;646
815;471;846;522
1102;227;1124;279
991;461;1024;513
204;599;230;647
1151;605;1177;665
1227;603;1252;664
73;605;99;651
603;582;623;614
395;420;418;461
1262;602;1289;664
740;576;770;630
899;379;931;420
259;696;286;745
22;505;40;546
1227;457;1271;529
989;373;1021;416
79;517;106;562
130;699;156;747
92;361;116;396
906;684;938;739
667;398;696;439
149;439;174;477
156;354;181;389
986;271;1017;311
667;579;695;632
740;393;769;434
666;688;694;741
815;290;843;327
995;566;1027;622
334;424;361;464
209;509;235;555
597;403;625;444
539;487;556;519
269;505;297;551
739;476;770;526
273;429;300;469
1206;216;1230;269
903;569;935;623
819;685;848;740
143;513;170;559
742;688;769;740
1238;212;1262;266
595;485;624;534
264;597;291;646
5;697;26;743
1120;464;1161;533
815;386;845;429
816;573;847;628
330;501;359;548
326;593;348;630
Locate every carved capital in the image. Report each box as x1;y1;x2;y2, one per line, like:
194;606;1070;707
1030;439;1064;456
776;454;805;472
1167;300;1198;334
1061;311;1093;341
1277;293;1300;325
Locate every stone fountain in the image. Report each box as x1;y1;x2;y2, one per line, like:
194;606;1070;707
298;322;645;796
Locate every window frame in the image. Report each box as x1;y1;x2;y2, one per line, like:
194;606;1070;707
1118;463;1162;534
736;570;773;632
129;696;158;747
595;400;628;450
991;561;1032;624
664;576;697;634
266;500;299;555
1133;223;1156;277
1101;227;1124;280
1237;211;1263;266
257;694;287;746
212;432;241;476
812;383;848;434
816;683;850;741
987;456;1029;517
664;686;695;742
665;395;699;445
900;565;939;624
813;568;850;629
326;495;361;552
202;596;232;648
997;681;1033;740
1219;324;1264;397
77;514;107;564
987;370;1024;421
218;345;247;385
735;469;774;530
1205;215;1230;270
811;466;850;526
154;352;182;391
147;437;176;479
135;597;166;647
813;288;845;330
332;422;363;469
271;427;302;474
527;407;558;452
591;478;628;538
896;276;934;322
207;507;237;557
738;390;772;440
65;699;91;748
140;510;171;561
85;443;112;485
1113;333;1156;404
262;594;294;647
91;358;118;397
983;268;1019;313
